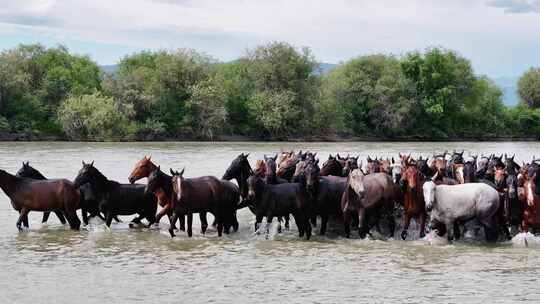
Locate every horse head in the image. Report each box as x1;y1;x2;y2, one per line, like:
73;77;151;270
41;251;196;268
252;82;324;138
171;167;186;203
223;153;250;181
73;160;96;188
128;155;156;184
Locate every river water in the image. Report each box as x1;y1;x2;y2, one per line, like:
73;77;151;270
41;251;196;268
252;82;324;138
1;141;540;304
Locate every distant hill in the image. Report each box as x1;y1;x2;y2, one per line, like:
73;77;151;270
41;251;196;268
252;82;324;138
100;64;118;74
318;62;338;74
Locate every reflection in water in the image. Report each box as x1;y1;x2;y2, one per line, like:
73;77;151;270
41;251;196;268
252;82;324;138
1;141;540;303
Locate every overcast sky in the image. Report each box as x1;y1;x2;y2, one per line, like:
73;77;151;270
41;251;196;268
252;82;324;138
0;0;539;77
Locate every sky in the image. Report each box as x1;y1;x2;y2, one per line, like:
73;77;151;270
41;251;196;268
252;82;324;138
0;0;539;77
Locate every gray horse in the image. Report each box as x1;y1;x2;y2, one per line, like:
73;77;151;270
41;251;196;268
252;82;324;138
423;179;500;242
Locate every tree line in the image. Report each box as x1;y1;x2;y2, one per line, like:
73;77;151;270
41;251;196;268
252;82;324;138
0;42;539;141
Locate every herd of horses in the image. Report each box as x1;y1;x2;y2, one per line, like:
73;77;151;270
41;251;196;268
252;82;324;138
1;150;540;243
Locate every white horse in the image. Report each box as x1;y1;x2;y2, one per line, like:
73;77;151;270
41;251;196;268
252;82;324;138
423;177;501;242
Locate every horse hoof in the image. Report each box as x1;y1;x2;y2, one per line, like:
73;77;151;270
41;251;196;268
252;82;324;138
401;230;408;240
169;230;175;238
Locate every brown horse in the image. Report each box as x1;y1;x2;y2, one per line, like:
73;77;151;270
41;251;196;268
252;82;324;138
254;159;267;177
0;169;81;230
170;169;239;238
341;170;398;238
400;165;427;239
276;151;298;181
522;173;540;232
128;156;182;230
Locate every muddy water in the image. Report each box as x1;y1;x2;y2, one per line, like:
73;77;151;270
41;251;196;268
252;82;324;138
1;141;540;304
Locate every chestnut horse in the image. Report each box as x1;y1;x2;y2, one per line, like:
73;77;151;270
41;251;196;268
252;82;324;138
0;169;81;230
128;156;181;230
522;172;540;233
400;165;427;239
170;169;239;238
276;151;299;181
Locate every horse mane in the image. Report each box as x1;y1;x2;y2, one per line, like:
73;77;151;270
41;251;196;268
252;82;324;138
254;159;266;177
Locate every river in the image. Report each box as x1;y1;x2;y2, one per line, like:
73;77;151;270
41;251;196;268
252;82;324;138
1;141;540;303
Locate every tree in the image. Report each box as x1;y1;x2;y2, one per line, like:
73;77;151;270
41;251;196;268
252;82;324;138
401;47;476;136
247;90;300;138
185;79;228;140
322;55;418;137
518;67;540;108
57;93;134;140
243;42;320;136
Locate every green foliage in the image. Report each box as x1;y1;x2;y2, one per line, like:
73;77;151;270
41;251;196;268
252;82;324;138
518;67;540;108
0;43;536;140
184;79;228;139
57;93;133;141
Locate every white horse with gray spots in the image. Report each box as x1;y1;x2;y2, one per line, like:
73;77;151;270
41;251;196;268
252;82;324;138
423;177;501;242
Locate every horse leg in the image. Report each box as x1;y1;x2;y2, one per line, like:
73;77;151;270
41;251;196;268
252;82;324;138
168;212;179;237
305;213;312;240
199;212;208;235
105;212;113;228
187;212;193;237
401;213;411;240
255;214;263;235
447;222;455;241
179;213;186;231
53;211;66;225
343;212;351;238
66;212;81;230
453;221;461;240
358;208;367;239
291;212;304;238
23;212;29;228
387;211;396;239
113;216;122;223
320;215;328;236
265;215;273;239
42;212;51;223
310;215;317;228
419;212;427;239
284;215;290;230
17;208;29;230
166;208;178;230
81;208;89;225
232;211;239;232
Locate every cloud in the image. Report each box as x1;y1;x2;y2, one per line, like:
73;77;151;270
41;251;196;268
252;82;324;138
0;0;539;77
487;0;540;13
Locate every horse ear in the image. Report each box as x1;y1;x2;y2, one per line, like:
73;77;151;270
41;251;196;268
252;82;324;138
148;155;151;161
367;156;372;162
391;157;395;164
245;153;250;158
315;159;319;165
179;168;185;176
328;154;333;160
273;153;278;161
82;160;86;166
90;161;94;167
170;168;175;175
157;165;160;170
460;150;464;156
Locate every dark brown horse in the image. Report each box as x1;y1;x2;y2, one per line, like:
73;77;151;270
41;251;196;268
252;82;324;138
400;165;426;240
246;173;312;239
522;172;540;233
303;160;348;235
170;169;240;238
341;170;397;238
128;156;182;230
366;156;381;174
320;155;344;177
0;169;81;230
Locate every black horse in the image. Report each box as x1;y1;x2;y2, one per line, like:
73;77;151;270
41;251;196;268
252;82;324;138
320;155;344;177
304;160;348;235
246;173;312;240
73;161;157;228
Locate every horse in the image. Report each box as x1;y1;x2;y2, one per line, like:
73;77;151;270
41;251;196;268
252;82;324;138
366;156;381;174
74;161;157;228
423;179;501;242
495;168;522;233
128;156;182;230
15;162;122;225
342;156;360;177
341;170;397;239
0;169;81;230
170;169;240;238
320;155;344;177
253;159;267;177
416;156;433;178
522;172;540;233
246;173;312;240
276;151;298;181
303;160;348;235
223;153;253;201
16;162;67;224
476;155;490;180
463;158;477;183
264;154;288;184
400;165;427;240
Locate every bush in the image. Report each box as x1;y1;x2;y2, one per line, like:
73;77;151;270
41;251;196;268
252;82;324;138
57;93;133;140
518;67;540;108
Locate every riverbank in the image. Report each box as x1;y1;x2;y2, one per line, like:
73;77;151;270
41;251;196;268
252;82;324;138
0;132;538;142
